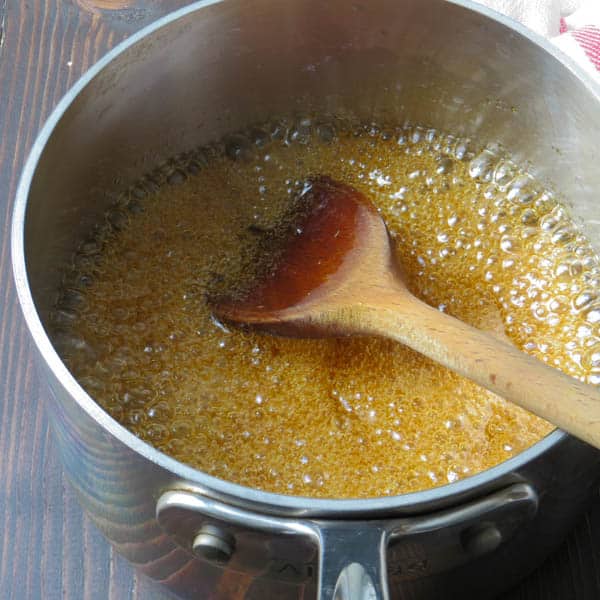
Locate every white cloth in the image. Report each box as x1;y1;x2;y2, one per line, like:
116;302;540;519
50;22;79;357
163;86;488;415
477;0;564;37
474;0;600;79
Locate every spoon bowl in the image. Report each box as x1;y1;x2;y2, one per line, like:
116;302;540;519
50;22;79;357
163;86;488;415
215;176;396;336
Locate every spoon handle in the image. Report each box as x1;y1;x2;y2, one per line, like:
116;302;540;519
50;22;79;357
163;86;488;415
360;294;600;449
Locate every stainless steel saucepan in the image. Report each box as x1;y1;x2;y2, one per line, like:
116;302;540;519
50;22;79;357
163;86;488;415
11;1;600;598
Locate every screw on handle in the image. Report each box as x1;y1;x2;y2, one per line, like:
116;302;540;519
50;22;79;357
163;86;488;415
192;524;235;564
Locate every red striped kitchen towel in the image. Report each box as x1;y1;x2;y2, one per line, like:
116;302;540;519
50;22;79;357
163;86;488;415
476;0;600;79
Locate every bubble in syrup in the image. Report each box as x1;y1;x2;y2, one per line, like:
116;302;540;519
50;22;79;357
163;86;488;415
268;119;288;140
249;127;270;147
548;296;568;313
288;118;313;145
317;122;336;142
573;290;597;311
500;235;520;254
339;397;352;412
582;345;600;371
145;422;168;442
585;305;600;324
409;127;422;144
454;141;469;160
468;150;494;180
225;134;253;161
167;170;187;186
571;261;584;277
551;227;576;245
369;169;392;187
493;160;517;189
447;470;459;483
506;176;537;205
107;209;129;231
540;213;561;232
436;157;454;175
521;209;538;226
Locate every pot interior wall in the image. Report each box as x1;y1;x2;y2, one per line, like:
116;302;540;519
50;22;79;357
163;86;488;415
24;0;600;335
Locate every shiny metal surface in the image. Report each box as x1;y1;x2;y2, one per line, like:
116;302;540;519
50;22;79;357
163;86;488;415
333;563;380;600
11;0;600;598
155;482;539;599
319;527;389;600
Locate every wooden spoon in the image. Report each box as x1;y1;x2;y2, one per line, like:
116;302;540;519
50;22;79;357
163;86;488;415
213;175;600;449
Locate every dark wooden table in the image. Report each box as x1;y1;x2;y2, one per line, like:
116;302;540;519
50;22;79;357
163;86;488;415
2;1;600;598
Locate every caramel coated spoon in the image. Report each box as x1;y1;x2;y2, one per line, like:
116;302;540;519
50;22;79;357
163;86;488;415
214;176;600;449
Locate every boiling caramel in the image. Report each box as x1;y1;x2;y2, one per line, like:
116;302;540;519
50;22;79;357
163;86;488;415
54;118;600;498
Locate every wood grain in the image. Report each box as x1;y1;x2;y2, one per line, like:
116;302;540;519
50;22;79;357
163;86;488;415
0;1;599;599
0;2;188;599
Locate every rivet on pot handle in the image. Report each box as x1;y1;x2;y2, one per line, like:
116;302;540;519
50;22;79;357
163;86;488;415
156;483;537;600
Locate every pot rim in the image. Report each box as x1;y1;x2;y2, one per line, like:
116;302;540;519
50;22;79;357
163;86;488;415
11;0;600;518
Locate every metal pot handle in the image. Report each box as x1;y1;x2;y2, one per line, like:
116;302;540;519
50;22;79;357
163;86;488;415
157;489;391;599
317;525;389;599
156;483;537;600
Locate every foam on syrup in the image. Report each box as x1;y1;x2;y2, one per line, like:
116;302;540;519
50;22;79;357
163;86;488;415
53;118;600;498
